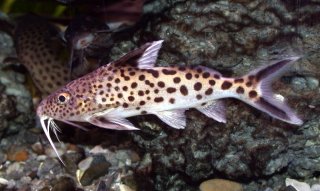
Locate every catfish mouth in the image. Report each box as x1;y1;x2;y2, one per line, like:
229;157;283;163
39;115;65;165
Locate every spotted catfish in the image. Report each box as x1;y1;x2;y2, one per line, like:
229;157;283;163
14;14;70;96
37;40;303;162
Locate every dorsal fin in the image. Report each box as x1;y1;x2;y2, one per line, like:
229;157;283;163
111;40;163;68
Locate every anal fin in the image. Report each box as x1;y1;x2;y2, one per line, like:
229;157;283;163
196;100;226;123
88;116;139;130
153;109;186;129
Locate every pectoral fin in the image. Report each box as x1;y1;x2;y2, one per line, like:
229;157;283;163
88;116;139;130
196;100;226;123
153;109;186;129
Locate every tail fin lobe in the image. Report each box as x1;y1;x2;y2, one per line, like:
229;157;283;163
242;56;303;125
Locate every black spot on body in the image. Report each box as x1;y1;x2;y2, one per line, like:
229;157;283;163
149;70;159;78
140;101;146;105
185;73;192;80
234;78;244;83
157;81;165;88
236;86;245;94
205;88;213;95
194;82;202;91
202;72;210;78
139;75;145;81
246;82;252;87
154;97;164;102
173;77;181;84
209;80;215;86
169;98;175;104
128;96;135;102
131;82;138;89
162;69;177;75
120;72;125;78
214;74;220;79
249;90;258;98
221;81;232;90
180;85;188;96
138;90;144;96
167;87;176;93
196;94;202;100
178;66;186;71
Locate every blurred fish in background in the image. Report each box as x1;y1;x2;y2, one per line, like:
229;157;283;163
0;0;146;98
61;0;146;78
57;0;145;29
64;14;111;78
14;14;70;96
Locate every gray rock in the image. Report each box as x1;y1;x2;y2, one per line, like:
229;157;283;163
0;92;16;135
62;150;85;175
0;67;34;137
306;77;319;90
6;162;25;180
37;158;63;179
78;155;111;186
52;176;76;191
0;69;32;113
0;31;14;62
291;77;308;91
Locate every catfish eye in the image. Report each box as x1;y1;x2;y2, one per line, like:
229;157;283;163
57;92;70;104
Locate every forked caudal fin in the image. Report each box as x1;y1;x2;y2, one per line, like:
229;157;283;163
240;56;303;125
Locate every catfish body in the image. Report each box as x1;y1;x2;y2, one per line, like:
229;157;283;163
36;40;302;162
